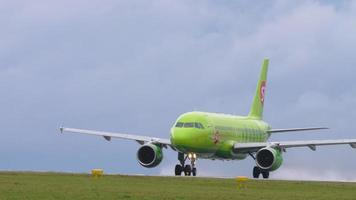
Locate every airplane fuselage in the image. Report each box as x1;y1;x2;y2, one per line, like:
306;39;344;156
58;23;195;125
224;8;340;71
170;111;271;160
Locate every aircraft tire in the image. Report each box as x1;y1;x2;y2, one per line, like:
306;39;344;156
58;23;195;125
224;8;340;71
262;171;269;179
175;164;183;176
192;168;197;176
253;166;260;178
184;165;192;176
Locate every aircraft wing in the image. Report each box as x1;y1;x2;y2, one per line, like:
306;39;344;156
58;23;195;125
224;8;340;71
59;127;171;147
233;139;356;153
268;127;328;133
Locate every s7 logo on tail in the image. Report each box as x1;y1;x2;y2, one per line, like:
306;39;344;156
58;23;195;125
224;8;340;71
260;81;266;104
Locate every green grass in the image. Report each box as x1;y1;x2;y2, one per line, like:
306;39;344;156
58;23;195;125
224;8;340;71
0;172;356;200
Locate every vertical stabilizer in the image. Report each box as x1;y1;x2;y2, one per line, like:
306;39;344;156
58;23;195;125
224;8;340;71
248;58;269;119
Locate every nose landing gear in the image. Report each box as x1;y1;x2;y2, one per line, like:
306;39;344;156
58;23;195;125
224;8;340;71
175;152;197;176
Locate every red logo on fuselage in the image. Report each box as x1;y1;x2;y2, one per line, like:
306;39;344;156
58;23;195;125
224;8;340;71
212;131;220;145
260;81;266;104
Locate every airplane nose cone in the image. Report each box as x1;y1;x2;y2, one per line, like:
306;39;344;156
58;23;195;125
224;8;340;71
171;128;195;148
171;129;185;146
171;127;210;153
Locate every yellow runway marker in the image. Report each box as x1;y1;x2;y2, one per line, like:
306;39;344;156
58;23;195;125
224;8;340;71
91;169;104;178
236;176;249;189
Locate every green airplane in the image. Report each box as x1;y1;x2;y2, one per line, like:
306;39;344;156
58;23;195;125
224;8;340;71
60;59;356;178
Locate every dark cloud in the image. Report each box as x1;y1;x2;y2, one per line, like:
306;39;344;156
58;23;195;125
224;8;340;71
0;0;356;180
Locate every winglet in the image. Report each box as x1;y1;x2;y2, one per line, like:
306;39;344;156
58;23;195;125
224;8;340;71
59;126;64;134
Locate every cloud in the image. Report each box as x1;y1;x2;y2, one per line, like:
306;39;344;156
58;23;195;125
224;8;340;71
272;166;356;182
0;0;356;180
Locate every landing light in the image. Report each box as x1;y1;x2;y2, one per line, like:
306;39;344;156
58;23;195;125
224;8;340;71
188;153;197;159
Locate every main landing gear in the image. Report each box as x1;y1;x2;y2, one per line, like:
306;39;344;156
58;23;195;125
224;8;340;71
253;166;269;179
175;152;197;176
248;153;269;179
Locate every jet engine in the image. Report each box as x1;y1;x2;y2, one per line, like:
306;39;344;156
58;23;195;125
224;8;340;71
255;147;283;171
137;144;163;168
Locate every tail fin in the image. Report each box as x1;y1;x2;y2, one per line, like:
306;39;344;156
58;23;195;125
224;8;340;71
248;58;269;119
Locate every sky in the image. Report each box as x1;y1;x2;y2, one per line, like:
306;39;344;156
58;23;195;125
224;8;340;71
1;0;356;181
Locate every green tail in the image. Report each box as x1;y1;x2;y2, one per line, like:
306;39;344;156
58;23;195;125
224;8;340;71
248;58;269;120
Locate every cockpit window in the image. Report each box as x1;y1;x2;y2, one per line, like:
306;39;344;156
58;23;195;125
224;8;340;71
175;122;204;129
195;123;204;129
184;122;194;128
175;122;184;127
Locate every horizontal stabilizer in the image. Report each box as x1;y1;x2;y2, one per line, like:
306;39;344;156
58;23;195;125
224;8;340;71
268;127;328;133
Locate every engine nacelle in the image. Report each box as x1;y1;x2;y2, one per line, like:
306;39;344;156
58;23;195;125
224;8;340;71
137;144;163;168
255;147;283;171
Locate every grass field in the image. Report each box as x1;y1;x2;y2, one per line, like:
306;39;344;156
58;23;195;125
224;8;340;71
0;172;356;200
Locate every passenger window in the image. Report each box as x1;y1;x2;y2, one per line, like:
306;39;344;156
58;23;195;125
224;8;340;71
184;122;194;128
195;123;201;129
199;123;204;129
175;122;184;127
